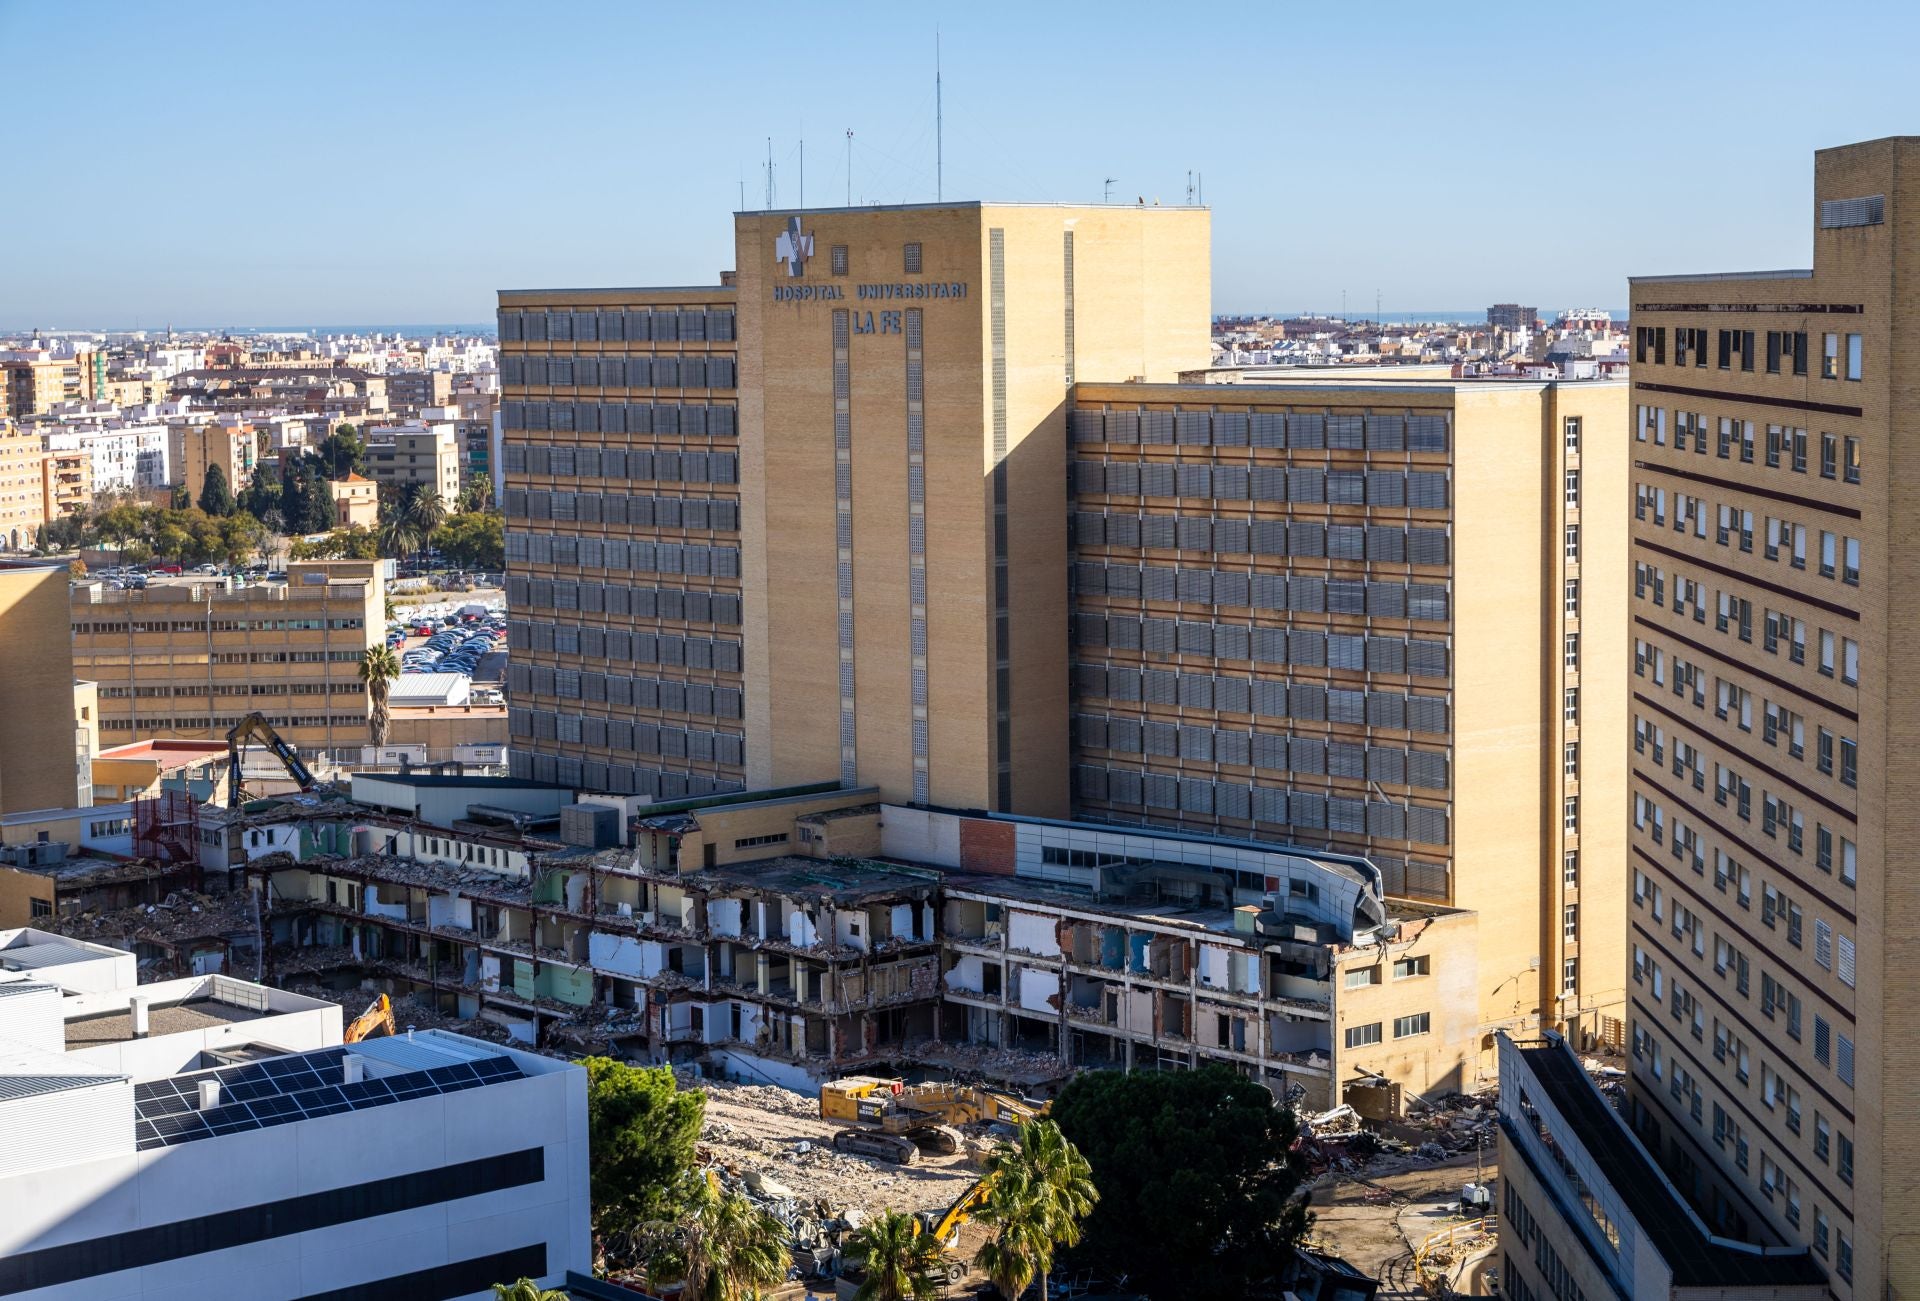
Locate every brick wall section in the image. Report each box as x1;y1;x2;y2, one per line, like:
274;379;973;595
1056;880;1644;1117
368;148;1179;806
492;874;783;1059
958;817;1017;875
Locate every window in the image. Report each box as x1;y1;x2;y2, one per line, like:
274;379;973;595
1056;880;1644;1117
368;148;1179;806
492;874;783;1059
1845;333;1863;380
1565;525;1579;559
1564;470;1579;506
1823;333;1841;379
1563;958;1578;994
903;242;922;273
1563;904;1578;938
1822;433;1838;479
1345;965;1382;988
1843;536;1860;586
1393;1012;1431;1039
1564;417;1580;451
1564;688;1578;722
1844;435;1862;484
1344;1022;1383;1048
29;897;52;918
1393;955;1431;979
1564;851;1579;887
1821;531;1837;579
830;245;849;275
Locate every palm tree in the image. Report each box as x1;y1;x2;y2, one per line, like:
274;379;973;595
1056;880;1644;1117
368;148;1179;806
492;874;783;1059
359;644;401;747
979;1120;1098;1301
973;1167;1045;1300
678;1184;790;1301
846;1209;944;1301
490;1280;567;1301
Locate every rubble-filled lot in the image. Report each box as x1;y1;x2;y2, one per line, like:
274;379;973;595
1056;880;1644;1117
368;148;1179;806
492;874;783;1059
696;1079;992;1221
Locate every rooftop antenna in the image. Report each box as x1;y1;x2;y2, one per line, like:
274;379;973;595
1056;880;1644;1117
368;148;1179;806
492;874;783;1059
766;137;774;210
1186;170;1194;204
935;28;943;202
1198;171;1203;205
846;129;854;206
1104;177;1118;204
800;133;805;209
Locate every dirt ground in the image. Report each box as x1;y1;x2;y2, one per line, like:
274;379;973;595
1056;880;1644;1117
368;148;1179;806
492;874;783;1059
695;1079;992;1222
1306;1152;1496;1292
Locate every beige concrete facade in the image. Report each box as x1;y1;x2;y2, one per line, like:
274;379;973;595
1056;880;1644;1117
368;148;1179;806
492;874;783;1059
0;561;85;815
366;421;461;509
1066;378;1629;1058
0;421;47;550
1621;138;1920;1300
41;445;90;522
328;474;378;529
168;421;256;502
70;560;383;755
497;285;745;798
734;203;1210;815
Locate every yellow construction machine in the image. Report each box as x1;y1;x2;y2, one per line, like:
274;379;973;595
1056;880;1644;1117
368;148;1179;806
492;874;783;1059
819;1077;1050;1165
344;993;396;1044
915;1175;991;1249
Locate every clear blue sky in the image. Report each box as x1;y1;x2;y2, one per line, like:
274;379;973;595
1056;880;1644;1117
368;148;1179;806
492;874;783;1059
3;0;1915;328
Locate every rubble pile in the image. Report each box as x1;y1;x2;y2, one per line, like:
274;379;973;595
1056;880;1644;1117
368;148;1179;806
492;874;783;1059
1294;1091;1500;1178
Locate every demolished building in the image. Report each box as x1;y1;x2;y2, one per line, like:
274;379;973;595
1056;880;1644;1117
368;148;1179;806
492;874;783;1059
33;774;1485;1107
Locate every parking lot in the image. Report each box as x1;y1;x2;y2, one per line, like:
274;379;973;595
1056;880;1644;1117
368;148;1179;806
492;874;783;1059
387;596;507;698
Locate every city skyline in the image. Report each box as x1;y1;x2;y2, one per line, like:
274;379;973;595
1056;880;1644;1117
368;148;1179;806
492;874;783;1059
3;0;1914;325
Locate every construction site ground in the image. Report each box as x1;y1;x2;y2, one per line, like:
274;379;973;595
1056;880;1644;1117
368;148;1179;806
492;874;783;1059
1307;1152;1493;1295
696;1079;992;1224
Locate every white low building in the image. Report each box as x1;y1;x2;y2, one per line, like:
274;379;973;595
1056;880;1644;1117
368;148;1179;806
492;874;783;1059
0;929;590;1299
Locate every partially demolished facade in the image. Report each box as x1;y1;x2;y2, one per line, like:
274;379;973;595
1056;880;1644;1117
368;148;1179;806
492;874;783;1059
40;776;1484;1105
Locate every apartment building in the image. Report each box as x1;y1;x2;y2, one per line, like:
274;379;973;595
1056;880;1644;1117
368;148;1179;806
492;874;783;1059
365;418;461;508
385;368;454;414
497;285;747;798
1067;378;1629;1054
0;354;69;419
40;444;90;520
0;559;91;814
70;560;384;757
0;927;590;1299
1612;137;1920;1299
0;420;46;549
168;418;256;501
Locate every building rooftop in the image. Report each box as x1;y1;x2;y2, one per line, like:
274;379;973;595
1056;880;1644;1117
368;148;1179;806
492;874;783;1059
1512;1040;1825;1289
700;855;940;902
94;739;229;770
63;995;265;1047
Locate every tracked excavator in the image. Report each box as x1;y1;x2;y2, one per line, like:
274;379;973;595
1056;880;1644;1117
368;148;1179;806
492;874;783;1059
225;711;318;807
818;1076;1051;1165
343;994;396;1043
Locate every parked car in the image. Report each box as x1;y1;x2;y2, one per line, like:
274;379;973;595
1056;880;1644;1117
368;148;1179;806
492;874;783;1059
153;562;183;575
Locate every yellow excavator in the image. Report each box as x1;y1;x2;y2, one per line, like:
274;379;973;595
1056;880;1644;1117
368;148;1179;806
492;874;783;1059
915;1175;992;1249
344;994;396;1044
819;1077;1051;1165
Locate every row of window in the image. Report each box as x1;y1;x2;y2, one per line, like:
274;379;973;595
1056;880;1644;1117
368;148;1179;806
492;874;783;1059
1343;954;1431;986
1069;764;1450;845
1077;563;1450;622
1635;771;1859;898
1635;1020;1854;1280
504;579;742;627
509;621;742;674
508;707;744;767
507;663;743;720
505;532;740;579
1073;662;1450;733
1069;408;1451;452
502;444;736;484
505;490;739;532
1638;520;1861;594
1341;1012;1432;1047
510;747;745;800
1636;407;1865;484
1634;325;1863;382
1074;713;1449;789
1073;512;1450;565
1075;615;1449;678
502;354;737;390
502;401;737;437
73;618;365;635
1072;459;1452;509
499;307;733;343
101;715;360;732
98;682;363;698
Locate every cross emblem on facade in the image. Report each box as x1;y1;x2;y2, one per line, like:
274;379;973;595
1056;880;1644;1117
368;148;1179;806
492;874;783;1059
775;216;814;277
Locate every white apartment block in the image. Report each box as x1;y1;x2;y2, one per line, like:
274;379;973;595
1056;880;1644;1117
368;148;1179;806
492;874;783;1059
0;927;590;1300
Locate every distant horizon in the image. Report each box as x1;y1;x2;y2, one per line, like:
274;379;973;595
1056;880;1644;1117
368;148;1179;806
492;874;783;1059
1;307;1633;338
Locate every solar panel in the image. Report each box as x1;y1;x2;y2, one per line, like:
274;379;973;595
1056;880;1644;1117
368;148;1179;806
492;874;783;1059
132;1045;526;1150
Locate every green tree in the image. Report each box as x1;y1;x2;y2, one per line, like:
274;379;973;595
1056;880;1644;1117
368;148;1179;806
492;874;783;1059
169;484;190;510
581;1058;705;1252
973;1168;1044;1301
218;512;268;567
460;471;493;513
489;1281;567;1301
316;425;366;478
198;463;234;516
672;1182;791;1301
433;510;504;570
845;1210;944;1301
305;475;338;531
359;644;401;748
94;503;145;548
974;1120;1097;1301
399;480;448;539
1049;1065;1311;1299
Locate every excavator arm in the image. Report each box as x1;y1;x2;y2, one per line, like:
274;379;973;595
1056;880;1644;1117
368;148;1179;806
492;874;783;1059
344;993;395;1043
226;710;317;807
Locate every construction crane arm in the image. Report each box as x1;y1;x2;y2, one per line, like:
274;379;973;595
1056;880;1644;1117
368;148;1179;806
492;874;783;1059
226;710;317;806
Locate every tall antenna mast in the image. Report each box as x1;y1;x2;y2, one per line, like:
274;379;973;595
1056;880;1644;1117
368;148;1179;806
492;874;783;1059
1104;177;1117;204
935;29;944;202
1186;170;1194;204
846;129;853;206
766;137;774;210
800;135;805;209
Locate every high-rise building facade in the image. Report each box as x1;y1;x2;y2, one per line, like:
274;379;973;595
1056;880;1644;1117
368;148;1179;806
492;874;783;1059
1065;378;1628;1047
498;200;1623;1054
497;285;746;798
0;419;47;550
1488;303;1539;332
1622;137;1914;1298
